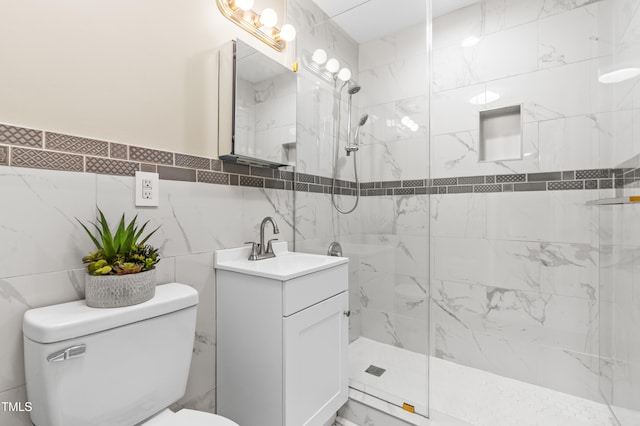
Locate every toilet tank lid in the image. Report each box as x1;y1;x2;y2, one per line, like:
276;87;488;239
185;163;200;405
23;283;198;344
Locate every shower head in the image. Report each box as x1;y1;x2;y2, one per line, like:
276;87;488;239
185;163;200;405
359;114;368;126
339;80;361;95
348;83;361;95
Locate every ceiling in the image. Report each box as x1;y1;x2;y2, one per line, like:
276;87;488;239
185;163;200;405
312;0;479;43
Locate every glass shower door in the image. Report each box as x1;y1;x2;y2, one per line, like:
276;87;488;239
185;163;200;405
288;0;431;421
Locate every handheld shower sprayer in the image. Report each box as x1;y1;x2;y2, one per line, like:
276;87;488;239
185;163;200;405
346;113;368;156
351;113;369;152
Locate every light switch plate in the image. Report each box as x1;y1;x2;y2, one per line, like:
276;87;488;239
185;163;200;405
135;171;159;207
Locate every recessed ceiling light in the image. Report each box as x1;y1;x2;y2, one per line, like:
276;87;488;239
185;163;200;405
461;36;480;47
598;68;640;84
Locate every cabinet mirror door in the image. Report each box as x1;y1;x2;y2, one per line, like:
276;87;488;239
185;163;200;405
219;39;296;168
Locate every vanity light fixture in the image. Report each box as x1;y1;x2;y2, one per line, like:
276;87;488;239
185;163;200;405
312;48;328;65
233;0;254;10
302;48;355;86
325;58;340;73
279;24;296;42
337;68;352;82
401;116;419;132
216;0;296;52
259;7;278;27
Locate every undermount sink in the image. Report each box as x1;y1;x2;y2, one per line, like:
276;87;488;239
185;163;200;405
214;241;348;281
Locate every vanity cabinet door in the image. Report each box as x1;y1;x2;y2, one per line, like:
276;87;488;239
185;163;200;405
283;291;349;426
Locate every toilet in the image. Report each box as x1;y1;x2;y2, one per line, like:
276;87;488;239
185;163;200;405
22;283;239;426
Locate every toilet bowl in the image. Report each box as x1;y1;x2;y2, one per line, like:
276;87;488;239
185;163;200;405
143;408;239;425
22;283;239;426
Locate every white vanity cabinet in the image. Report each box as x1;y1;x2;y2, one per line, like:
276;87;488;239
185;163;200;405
215;255;349;426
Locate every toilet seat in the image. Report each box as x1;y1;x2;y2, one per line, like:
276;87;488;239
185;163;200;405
142;408;240;426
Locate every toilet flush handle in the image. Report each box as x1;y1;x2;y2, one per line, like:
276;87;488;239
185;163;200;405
47;344;86;362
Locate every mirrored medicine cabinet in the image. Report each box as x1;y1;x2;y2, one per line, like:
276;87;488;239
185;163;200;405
218;39;296;168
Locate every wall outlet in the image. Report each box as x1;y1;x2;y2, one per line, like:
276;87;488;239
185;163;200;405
135;171;159;207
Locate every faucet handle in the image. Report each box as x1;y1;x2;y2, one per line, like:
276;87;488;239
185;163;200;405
244;241;260;260
266;238;279;254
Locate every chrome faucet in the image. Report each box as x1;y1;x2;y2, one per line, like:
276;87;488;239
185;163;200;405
246;217;280;260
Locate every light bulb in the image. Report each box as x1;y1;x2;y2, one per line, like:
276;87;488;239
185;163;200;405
325;58;340;73
337;68;351;81
279;24;296;42
233;0;254;11
259;8;278;28
312;49;327;65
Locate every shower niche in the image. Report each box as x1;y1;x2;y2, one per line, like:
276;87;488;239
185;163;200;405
479;105;522;162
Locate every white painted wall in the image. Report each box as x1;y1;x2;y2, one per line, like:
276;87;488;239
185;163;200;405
0;0;291;157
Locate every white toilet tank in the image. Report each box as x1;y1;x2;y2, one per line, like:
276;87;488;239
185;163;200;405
23;283;199;426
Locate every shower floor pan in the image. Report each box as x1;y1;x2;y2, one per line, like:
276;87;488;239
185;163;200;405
348;337;640;425
348;337;428;417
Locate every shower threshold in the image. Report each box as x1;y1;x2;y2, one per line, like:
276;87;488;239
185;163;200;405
348;337;428;417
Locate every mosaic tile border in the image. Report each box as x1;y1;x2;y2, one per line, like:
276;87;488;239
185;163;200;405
357;168;634;196
0;123;633;196
0;123;300;189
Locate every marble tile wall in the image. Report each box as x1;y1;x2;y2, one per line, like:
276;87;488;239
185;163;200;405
598;0;640;420
288;0;359;179
431;0;629;178
358;24;429;183
429;0;640;406
430;189;604;402
0;166;293;426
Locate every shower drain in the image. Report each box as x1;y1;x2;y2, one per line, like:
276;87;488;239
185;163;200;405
365;364;386;377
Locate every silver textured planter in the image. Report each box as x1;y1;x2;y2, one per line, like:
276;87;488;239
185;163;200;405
85;269;156;308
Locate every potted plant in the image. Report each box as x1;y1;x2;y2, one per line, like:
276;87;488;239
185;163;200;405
77;208;160;308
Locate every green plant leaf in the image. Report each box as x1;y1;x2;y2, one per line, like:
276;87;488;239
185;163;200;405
97;208;116;261
121;214;139;253
94;265;112;275
136;220;161;245
113;213;127;254
76;219;102;251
